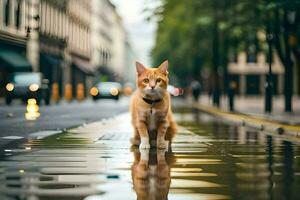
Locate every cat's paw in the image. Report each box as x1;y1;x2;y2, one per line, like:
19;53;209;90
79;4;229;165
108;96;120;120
139;142;150;150
130;137;141;146
157;140;169;149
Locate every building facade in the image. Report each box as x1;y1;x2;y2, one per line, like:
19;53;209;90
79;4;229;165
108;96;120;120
0;0;32;97
0;0;136;100
90;0;135;82
228;52;287;96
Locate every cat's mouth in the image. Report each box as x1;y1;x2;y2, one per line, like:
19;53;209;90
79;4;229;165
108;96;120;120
143;88;164;99
149;89;156;93
145;88;160;94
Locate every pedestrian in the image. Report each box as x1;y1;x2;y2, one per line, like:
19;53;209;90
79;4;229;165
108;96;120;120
191;80;201;102
228;81;237;111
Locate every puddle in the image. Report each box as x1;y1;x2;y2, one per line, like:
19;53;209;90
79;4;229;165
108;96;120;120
0;111;300;199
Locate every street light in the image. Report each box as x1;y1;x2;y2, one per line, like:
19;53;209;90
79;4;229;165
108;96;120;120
284;9;296;112
264;0;274;113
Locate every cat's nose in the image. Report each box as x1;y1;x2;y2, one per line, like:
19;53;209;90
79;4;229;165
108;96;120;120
151;86;155;90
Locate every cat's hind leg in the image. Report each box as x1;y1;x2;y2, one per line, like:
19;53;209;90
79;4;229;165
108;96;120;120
165;121;177;141
165;121;177;145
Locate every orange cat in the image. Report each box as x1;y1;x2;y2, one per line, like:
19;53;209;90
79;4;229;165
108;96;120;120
130;60;177;149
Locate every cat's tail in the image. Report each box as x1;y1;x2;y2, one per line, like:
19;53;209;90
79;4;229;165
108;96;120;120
165;121;177;143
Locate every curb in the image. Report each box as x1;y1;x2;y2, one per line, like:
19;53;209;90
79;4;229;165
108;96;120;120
193;103;300;138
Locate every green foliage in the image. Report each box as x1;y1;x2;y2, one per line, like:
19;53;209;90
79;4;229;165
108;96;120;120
151;0;300;86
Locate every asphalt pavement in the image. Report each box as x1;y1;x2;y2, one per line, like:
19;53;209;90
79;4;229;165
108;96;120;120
0;97;129;148
0;111;299;200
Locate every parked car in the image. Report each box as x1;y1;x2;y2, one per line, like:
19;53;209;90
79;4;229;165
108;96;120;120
90;82;122;100
5;72;50;105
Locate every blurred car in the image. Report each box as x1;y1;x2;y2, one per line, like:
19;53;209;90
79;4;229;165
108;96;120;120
5;72;50;105
90;82;122;100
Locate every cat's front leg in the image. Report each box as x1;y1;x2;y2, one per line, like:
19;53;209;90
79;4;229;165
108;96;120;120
157;119;169;149
138;122;150;150
130;128;141;146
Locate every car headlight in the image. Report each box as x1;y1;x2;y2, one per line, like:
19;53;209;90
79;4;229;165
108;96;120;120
29;84;39;92
90;87;99;96
6;83;14;91
110;88;119;96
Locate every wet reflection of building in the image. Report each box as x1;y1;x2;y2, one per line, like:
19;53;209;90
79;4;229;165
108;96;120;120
131;149;173;200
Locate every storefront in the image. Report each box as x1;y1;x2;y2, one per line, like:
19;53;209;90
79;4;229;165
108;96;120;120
0;42;31;97
71;56;94;100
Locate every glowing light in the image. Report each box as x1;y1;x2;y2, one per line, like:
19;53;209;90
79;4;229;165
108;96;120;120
19;169;25;173
123;86;133;96
90;87;99;96
27;98;37;104
25;147;31;150
29;83;39;92
110;87;119;96
25;112;40;120
6;83;14;91
25;98;40;120
26;104;39;112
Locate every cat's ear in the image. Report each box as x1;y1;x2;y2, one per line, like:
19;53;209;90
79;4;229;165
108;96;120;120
136;62;146;76
158;60;169;75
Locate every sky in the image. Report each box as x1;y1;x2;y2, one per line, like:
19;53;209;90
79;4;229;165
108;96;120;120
111;0;157;66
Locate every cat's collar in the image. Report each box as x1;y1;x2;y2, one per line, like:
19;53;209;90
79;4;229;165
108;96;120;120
142;97;162;105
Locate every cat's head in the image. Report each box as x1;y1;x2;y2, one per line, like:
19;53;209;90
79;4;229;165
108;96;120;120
135;60;169;99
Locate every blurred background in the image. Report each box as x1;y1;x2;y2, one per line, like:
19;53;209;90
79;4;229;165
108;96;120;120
0;0;299;112
0;0;139;105
150;0;299;113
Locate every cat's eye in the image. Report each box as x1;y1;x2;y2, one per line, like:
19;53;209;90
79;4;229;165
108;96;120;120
143;78;149;83
156;78;161;83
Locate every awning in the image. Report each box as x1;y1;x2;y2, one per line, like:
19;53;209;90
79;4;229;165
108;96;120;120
0;49;31;71
72;57;95;75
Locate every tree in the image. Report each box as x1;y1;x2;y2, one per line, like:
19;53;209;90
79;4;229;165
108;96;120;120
267;0;300;112
151;0;299;112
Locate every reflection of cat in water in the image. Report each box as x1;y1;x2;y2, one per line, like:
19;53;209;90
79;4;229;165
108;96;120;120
131;149;175;200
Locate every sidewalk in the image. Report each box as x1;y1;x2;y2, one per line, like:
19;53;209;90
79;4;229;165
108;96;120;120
197;95;300;125
193;95;300;136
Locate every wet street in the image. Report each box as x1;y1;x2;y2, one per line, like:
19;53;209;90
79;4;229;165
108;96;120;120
0;99;129;136
0;107;299;200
